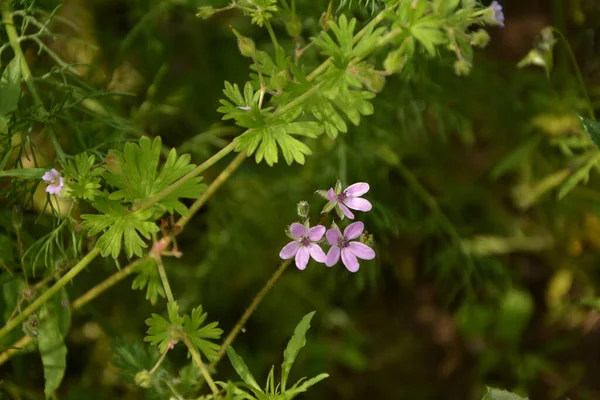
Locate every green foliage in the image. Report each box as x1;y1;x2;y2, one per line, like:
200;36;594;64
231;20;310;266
144;302;222;359
281;311;315;390
145;302;184;353
61;153;103;201
237;0;279;27
0;56;22;129
131;257;165;305
37;289;71;398
81;199;159;258
104;136;207;215
182;304;223;360
224;311;328;400
580;118;600;148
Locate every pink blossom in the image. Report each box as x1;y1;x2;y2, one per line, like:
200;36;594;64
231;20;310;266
41;168;64;195
279;222;327;270
325;222;375;272
323;182;372;219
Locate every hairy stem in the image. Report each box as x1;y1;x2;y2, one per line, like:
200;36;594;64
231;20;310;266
209;259;290;369
155;257;175;305
0;247;101;341
264;20;279;49
182;335;220;397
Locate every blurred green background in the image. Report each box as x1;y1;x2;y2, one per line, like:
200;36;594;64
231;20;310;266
3;0;600;399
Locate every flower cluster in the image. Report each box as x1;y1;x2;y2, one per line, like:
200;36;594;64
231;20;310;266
279;182;375;272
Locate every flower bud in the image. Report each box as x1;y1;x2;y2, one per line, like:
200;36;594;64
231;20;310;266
470;30;490;48
196;6;215;20
383;49;406;75
286;17;302;37
12;205;23;230
135;370;153;388
453;59;471;76
238;36;255;57
296;201;310;219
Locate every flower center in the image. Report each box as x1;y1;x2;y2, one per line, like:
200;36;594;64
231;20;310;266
300;236;310;246
338;237;349;248
337;191;347;201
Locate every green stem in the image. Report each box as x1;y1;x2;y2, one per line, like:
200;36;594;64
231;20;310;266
155;257;175;305
269;82;323;119
0;247;101;341
149;347;169;375
264;20;279;49
553;28;594;119
136;141;237;211
182;335;220;397
209;259;290;369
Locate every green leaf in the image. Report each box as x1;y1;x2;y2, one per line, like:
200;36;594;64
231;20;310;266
580;118;600;148
111;338;163;385
131;257;165;305
482;387;528;400
557;153;599;199
105;136;206;215
144;302;184;353
281;311;315;391
237;0;278;27
0;56;22;117
0;168;46;178
183;305;223;360
410;17;446;57
38;299;68;398
226;346;262;392
234;121;323;166
283;373;329;399
61;153;103;201
81;198;160;258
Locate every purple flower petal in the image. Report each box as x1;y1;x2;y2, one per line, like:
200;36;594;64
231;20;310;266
348;242;375;260
326;245;340;267
343;222;364;240
343;197;372;212
327;188;337;202
326;228;341;245
279;241;300;259
42;171;54;182
46;185;60;195
290;223;306;239
308;243;326;263
295;246;310;270
344;182;369;197
308;225;326;241
338;203;354;219
341;248;359;272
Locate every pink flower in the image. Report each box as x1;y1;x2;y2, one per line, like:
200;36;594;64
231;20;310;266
279;222;327;270
42;168;64;195
320;181;372;220
325;222;375;272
